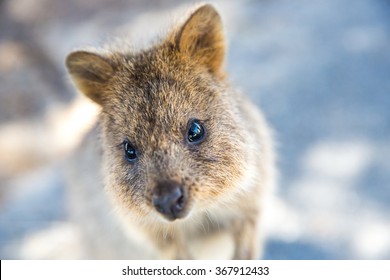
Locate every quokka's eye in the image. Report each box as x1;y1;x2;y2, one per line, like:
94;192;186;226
187;119;206;144
123;140;137;162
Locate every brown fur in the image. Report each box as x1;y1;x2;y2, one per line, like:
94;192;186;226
65;4;275;259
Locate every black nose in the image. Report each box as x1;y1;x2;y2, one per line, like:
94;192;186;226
152;181;187;221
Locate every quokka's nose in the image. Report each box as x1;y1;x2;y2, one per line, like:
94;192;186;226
152;181;187;221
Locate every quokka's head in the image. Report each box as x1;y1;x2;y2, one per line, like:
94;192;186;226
66;5;251;223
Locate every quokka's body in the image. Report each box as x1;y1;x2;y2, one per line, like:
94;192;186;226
65;4;275;259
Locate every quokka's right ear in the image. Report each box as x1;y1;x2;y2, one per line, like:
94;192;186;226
65;51;115;105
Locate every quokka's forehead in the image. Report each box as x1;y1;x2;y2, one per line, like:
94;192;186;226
102;50;223;143
110;56;219;117
116;47;217;90
104;82;203;142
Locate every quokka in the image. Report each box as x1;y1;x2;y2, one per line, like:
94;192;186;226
65;4;275;259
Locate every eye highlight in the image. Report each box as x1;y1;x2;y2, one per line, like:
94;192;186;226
187;119;206;144
123;140;138;162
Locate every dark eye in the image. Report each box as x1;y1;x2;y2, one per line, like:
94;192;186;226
187;119;205;144
123;141;137;162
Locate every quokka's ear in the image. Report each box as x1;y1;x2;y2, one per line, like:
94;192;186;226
174;4;225;76
66;51;115;105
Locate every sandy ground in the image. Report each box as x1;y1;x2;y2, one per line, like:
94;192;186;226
0;0;389;259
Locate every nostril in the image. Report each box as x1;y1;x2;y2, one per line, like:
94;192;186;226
176;195;185;210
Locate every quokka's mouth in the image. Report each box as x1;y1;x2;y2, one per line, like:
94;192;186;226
160;212;188;222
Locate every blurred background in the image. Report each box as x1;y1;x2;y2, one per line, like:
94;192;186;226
1;0;390;259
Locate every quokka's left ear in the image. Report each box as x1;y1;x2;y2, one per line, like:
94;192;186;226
65;51;115;105
172;4;225;77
